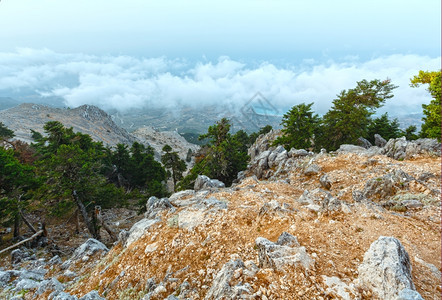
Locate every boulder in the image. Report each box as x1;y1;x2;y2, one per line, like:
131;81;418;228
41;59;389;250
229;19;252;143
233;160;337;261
374;134;387;147
168;190;195;203
79;290;106;300
36;278;64;296
124;218;159;247
0;271;11;287
288;148;309;158
145;196;174;219
397;289;424;300
357;137;373;149
194;175;225;191
319;174;331;190
361;169;413;201
382;137;441;160
255;232;313;271
336;144;368;154
357;236;418;299
69;239;108;263
205;259;246;300
303;164;321;176
48;291;79;300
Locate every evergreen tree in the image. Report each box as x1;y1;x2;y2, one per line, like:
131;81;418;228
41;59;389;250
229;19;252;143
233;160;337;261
178;118;249;189
0;122;14;140
410;70;441;141
318;79;397;151
273;103;320;150
161;144;186;192
0;147;38;238
366;113;402;144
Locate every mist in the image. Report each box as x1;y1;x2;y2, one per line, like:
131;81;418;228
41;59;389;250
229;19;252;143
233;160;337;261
0;48;439;116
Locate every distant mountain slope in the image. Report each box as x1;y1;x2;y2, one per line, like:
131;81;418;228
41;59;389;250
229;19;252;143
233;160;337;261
0;103;136;147
132;126;199;161
0;97;20;110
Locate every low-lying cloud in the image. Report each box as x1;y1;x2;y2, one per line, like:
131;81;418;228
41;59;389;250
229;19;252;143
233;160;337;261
0;48;439;116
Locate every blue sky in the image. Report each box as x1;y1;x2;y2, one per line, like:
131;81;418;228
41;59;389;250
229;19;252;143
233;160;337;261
0;0;440;115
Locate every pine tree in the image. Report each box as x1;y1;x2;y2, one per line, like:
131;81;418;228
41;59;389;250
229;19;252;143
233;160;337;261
161;144;186;192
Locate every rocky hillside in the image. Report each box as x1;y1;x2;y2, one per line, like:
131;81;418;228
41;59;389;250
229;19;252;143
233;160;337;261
0;103;136;147
132;126;199;162
0;134;440;299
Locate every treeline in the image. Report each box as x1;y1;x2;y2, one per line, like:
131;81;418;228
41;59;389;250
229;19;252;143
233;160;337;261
274;71;441;151
0;121;184;241
0;120;269;242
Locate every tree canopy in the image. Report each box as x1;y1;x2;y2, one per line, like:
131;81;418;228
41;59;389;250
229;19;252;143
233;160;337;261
410;70;441;141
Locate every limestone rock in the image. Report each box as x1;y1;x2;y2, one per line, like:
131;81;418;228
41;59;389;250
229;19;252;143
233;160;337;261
205;259;246;300
79;290;106;300
70;239;109;263
194;175;225;191
145;196;174;219
288;148;309;158
357;236;418;299
49;291;79;300
374;134;387;147
382;137;441;160
357;137;372;149
361;169;413;201
36;278;64;296
319;174;331;190
255;232;313;271
124;219;159;247
397;289;424;300
303;164;321;176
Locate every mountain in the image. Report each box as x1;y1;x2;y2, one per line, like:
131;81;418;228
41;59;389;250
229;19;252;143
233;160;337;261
0;103;136;147
109;104;283;135
0;97;20;111
132;126;199;162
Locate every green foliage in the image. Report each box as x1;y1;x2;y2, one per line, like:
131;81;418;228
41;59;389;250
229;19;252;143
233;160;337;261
179;132;208;145
410;70;441;141
185;148;193;162
0;122;14;140
0;147;38;229
161;144;186;191
318;79;397;151
365;113;402;144
273;103;319;150
403;125;418;141
178;118;249;189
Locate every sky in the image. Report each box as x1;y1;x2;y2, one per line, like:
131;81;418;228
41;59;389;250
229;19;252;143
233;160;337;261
0;0;440;116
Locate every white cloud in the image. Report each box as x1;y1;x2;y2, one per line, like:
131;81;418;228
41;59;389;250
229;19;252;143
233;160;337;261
0;48;439;116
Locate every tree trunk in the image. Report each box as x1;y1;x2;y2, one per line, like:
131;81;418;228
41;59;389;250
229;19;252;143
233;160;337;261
72;190;99;240
13;213;20;238
95;206;116;242
74;209;80;234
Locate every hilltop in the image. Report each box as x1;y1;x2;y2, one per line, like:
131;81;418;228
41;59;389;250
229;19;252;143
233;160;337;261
0;103;136;147
0;132;440;299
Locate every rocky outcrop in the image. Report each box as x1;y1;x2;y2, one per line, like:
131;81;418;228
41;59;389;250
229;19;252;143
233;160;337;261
204;259;247;299
132;126;199;162
357;137;372;149
0;103;136;147
144;196;174;219
336;144;382;156
382;137;441;160
360;169;414;202
374;134;387;147
255;232;313;271
121;218;159;247
194;175;225;191
356;236;421;299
